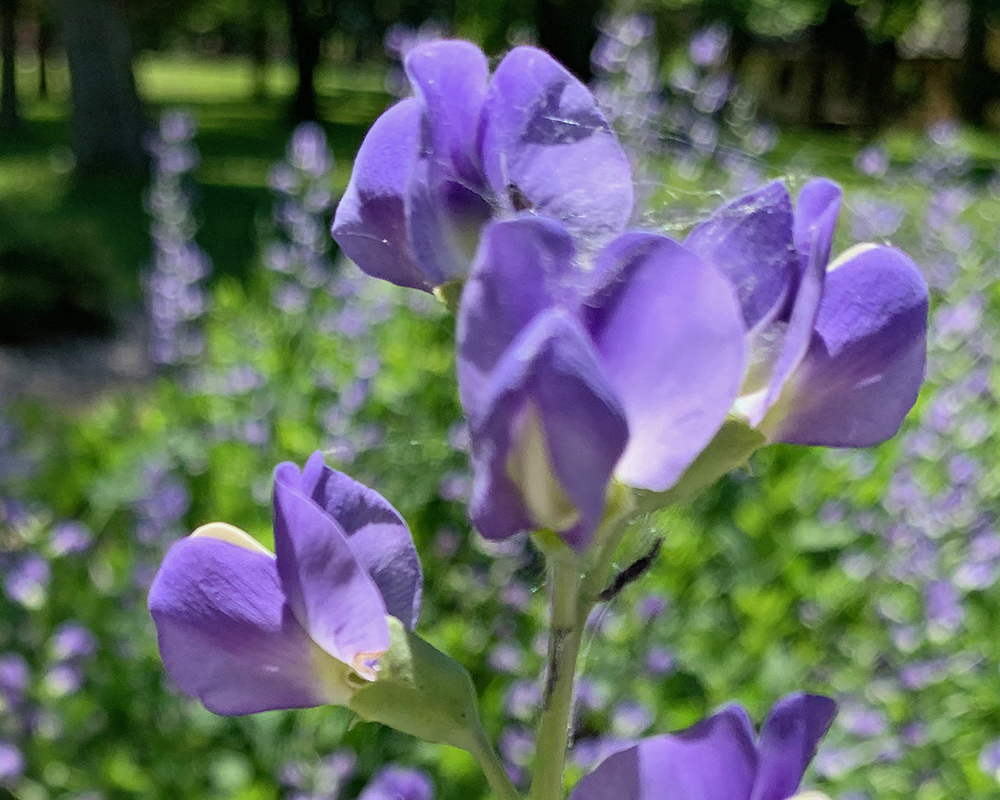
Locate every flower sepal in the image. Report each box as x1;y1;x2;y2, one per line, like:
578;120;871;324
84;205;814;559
348;617;487;753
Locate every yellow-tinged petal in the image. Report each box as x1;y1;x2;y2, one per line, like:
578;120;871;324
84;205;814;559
190;522;273;555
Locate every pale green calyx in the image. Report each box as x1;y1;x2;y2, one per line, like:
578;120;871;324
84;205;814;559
643;419;767;510
348;617;487;753
507;403;580;532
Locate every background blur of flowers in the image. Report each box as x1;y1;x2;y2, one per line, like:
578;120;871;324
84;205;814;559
1;0;1000;798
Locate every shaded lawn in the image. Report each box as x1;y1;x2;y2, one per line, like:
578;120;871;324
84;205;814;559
0;55;390;303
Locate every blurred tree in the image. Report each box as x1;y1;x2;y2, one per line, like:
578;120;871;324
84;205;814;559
37;11;54;99
0;0;18;131
54;0;146;170
958;0;999;125
182;0;284;100
536;0;606;79
286;0;325;121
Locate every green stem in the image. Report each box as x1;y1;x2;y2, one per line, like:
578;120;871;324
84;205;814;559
528;552;583;800
469;733;523;800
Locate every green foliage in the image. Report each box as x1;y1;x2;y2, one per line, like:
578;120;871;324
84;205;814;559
0;205;117;343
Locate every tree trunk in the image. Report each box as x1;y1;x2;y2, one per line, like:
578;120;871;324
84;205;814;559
286;0;320;122
958;0;992;125
0;0;18;131
54;0;146;171
249;10;268;101
534;0;604;82
37;17;52;100
860;38;897;133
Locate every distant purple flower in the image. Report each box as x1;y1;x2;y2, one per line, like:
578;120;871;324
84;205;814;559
457;216;745;549
575;678;609;714
487;642;523;674
854;145;889;177
500;726;535;768
0;654;30;701
288;122;333;178
570;694;836;800
0;741;24;784
333;40;633;292
612;700;654;737
924;580;964;634
689;24;729;67
359;766;434;800
504;680;541;720
148;452;421;715
685;179;928;447
636;594;667;624
979;738;1000;780
5;555;50;608
50;521;93;556
645;646;675;677
44;663;84;697
50;622;97;661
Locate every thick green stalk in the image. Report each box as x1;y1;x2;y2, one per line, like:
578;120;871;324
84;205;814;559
528;552;584;800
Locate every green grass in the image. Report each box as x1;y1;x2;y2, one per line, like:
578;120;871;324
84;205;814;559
0;55;390;301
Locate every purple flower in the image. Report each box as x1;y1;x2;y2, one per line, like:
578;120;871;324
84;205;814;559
359;766;434;800
570;694;836;800
456;216;745;548
148;451;421;715
332;40;633;292
685;179;928;447
0;741;24;784
50;520;93;556
50;622;97;661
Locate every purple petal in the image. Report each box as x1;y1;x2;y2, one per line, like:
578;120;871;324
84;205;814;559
148;529;339;715
273;463;390;679
405;40;489;191
457;216;582;422
685;181;796;330
480;46;633;251
750;694;837;800
406;158;493;286
793;179;841;272
585;233;745;491
570;705;757;800
764;245;928;446
332;99;428;291
469;308;628;550
754;181;843;424
297;452;422;630
402;42;493;284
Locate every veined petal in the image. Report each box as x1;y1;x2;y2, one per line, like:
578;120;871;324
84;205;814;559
406;158;493;286
457;216;580;422
148;533;352;715
753;181;843;425
332;99;428;291
469;308;628;550
298;452;422;631
763;245;928;447
750;694;837;800
585;233;745;492
569;705;758;800
273;462;390;680
405;40;489;191
685;181;796;330
480;46;633;251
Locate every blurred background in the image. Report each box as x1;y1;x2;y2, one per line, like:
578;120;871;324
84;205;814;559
1;1;1000;799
